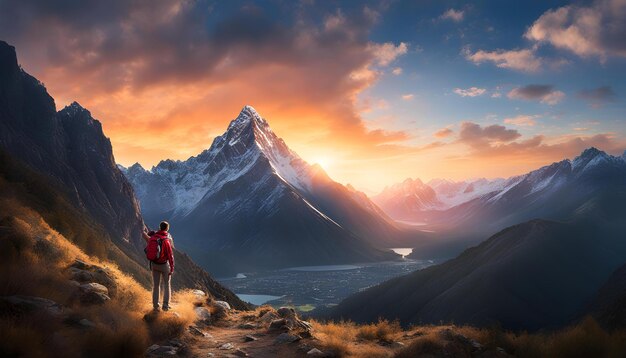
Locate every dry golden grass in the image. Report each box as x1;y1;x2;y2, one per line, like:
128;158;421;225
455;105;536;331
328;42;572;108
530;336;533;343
0;199;204;357
356;319;402;342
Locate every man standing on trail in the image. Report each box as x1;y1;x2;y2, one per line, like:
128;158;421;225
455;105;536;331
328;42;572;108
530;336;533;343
143;221;175;311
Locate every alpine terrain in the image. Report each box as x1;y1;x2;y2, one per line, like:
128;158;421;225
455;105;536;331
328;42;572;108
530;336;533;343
0;40;244;307
124;106;403;276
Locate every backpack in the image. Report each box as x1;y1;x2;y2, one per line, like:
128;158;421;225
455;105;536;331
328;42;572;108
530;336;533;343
145;233;167;263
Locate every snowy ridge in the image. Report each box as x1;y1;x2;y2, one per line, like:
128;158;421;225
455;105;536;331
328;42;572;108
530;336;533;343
125;105;322;219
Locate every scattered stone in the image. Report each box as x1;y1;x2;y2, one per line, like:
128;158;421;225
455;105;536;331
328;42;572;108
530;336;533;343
496;347;506;353
277;306;296;319
391;342;405;349
233;349;248;357
239;322;257;330
219;343;235;350
79;291;110;305
207;354;214;357
189;325;212;337
79;282;109;295
274;333;301;344
169;338;184;347
244;335;258;342
298;343;314;352
195;307;211;322
79;318;96;328
68;260;117;297
214;300;231;311
68;280;81;288
192;289;207;303
259;310;279;324
146;345;177;356
71;259;89;270
269;318;288;331
307;348;326;357
0;295;65;316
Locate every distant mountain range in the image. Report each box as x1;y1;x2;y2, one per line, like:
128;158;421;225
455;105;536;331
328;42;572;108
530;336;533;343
374;148;626;258
0;40;245;308
329;148;626;330
123;106;404;276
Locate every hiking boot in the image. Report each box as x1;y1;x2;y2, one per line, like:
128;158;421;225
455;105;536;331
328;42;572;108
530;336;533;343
153;307;161;312
162;306;170;311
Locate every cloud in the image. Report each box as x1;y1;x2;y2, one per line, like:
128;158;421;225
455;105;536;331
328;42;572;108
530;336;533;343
401;94;414;100
491;92;502;98
440;9;464;22
577;86;616;108
525;0;626;60
0;1;415;177
458;122;522;149
371;42;408;66
455;122;625;161
507;85;565;105
391;67;403;75
464;48;543;72
503;114;540;127
454;87;486;97
434;128;453;138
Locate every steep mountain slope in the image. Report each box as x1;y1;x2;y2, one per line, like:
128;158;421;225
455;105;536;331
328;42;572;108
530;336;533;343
587;262;626;330
330;216;626;331
125;106;400;275
0;41;245;308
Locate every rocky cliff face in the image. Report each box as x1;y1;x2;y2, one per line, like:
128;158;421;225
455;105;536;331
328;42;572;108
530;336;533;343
0;41;245;308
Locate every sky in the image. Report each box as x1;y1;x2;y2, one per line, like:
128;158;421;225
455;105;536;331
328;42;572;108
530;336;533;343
1;0;625;193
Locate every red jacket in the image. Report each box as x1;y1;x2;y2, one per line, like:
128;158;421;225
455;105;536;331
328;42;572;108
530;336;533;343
153;230;175;273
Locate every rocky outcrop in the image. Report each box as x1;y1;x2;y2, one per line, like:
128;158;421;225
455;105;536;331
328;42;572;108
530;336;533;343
0;41;246;310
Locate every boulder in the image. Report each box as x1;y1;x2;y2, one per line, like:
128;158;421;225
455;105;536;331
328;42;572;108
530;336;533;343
194;307;211;323
79;283;109;295
391;342;405;349
80;291;110;305
274;333;301;344
277;306;296;319
0;295;65;316
269;318;289;331
214;300;231;311
68;261;117;297
71;259;89;270
259;310;279;324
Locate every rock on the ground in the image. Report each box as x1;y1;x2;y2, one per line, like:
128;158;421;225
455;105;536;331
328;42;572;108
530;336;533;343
391;342;405;349
233;349;248;357
274;333;301;344
146;344;177;356
194;306;211;323
238;322;257;329
269;318;289;332
79;282;109;295
69;259;117;297
191;289;206;303
244;335;258;342
214;300;231;311
259;310;279;324
79;318;96;328
277;307;296;319
0;295;65;316
307;348;326;357
189;325;211;337
219;342;235;350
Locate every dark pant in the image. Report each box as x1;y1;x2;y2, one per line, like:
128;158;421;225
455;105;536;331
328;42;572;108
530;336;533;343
152;262;171;309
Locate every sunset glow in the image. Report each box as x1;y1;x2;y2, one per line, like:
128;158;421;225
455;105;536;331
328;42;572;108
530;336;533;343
2;1;624;193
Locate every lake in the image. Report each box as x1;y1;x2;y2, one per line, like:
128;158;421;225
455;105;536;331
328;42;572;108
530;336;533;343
221;259;435;311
